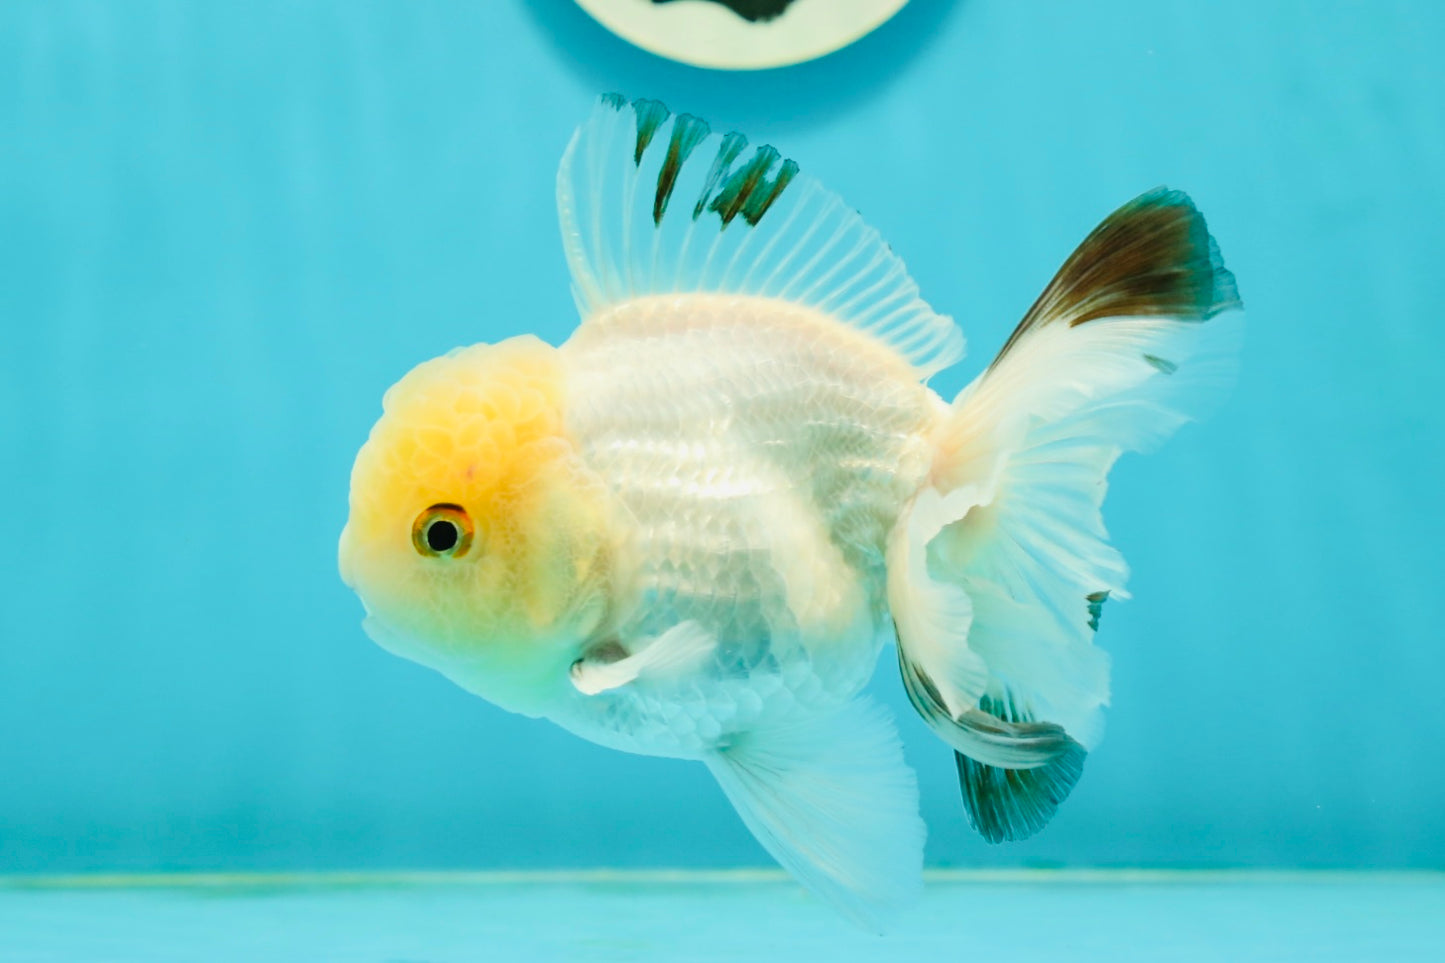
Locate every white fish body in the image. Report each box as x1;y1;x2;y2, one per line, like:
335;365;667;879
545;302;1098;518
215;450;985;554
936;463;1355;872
339;95;1243;927
550;294;939;751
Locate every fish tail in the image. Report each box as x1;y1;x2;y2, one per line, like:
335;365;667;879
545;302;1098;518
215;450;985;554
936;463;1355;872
888;188;1243;843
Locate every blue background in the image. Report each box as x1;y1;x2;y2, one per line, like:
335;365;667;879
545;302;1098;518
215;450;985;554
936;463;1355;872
1;0;1441;875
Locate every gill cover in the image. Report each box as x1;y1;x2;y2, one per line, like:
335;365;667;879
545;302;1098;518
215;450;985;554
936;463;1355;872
339;335;616;715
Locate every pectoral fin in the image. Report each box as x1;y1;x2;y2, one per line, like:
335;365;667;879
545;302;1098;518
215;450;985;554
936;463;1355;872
569;621;716;695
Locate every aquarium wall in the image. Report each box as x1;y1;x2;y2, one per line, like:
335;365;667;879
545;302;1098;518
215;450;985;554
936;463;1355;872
1;0;1441;878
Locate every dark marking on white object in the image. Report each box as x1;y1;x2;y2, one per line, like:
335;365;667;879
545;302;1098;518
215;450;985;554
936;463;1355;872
896;650;1088;842
630;98;670;165
651;0;796;24
954;695;1088;844
993;188;1243;369
653;113;711;224
602;94;800;229
1086;590;1109;631
693;131;749;220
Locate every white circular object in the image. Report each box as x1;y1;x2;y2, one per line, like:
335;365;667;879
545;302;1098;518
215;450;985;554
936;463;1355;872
573;0;910;71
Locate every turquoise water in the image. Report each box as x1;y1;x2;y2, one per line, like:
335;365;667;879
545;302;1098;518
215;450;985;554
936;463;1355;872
3;872;1443;962
2;0;1443;958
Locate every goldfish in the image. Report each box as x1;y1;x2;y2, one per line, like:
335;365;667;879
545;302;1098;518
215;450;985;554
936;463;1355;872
338;94;1242;926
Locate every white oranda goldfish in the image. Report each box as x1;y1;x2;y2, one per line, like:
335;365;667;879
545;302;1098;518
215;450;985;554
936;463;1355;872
339;94;1242;926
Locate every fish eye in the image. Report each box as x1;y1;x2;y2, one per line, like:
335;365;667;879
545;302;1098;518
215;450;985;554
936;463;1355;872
411;504;474;559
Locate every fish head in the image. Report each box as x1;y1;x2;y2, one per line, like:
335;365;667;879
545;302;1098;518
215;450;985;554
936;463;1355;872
338;334;614;715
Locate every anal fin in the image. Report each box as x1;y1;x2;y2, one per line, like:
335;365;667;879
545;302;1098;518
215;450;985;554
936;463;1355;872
705;698;924;931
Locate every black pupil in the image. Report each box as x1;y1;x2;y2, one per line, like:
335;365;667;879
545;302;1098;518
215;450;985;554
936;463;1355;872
426;519;459;553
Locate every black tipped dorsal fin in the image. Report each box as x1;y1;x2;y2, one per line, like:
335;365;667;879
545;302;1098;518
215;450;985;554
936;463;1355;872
556;94;965;379
995;188;1242;366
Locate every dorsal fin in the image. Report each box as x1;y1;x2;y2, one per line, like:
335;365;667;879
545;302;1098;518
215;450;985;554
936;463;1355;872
556;95;965;380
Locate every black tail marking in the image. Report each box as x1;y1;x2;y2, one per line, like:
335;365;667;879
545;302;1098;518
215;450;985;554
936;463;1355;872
955;693;1087;844
955;743;1086;844
897;650;1088;843
994;188;1242;368
1086;590;1109;632
1142;353;1179;375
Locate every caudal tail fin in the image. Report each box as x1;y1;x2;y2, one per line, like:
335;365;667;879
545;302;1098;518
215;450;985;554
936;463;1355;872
887;188;1243;843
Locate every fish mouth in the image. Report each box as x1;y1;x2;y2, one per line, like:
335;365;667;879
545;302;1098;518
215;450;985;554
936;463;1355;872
336;520;359;590
335;517;364;592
